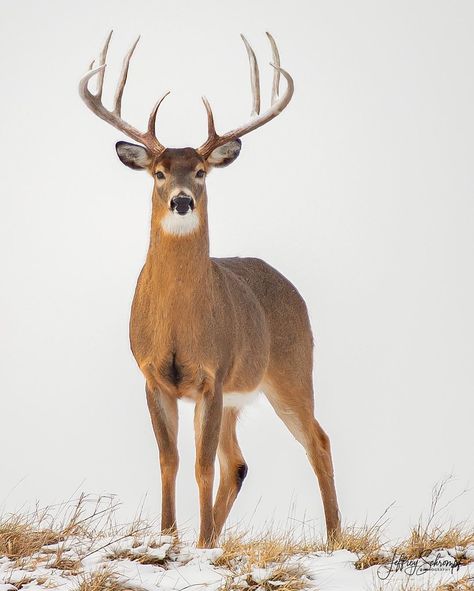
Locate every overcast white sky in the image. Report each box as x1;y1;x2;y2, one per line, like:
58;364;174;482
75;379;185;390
1;0;473;541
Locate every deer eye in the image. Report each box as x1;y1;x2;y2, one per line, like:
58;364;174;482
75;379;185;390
196;170;206;179
155;171;165;180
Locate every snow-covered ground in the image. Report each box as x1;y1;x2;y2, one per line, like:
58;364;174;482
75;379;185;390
1;531;473;591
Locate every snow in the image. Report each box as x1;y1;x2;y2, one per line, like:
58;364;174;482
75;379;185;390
0;535;472;590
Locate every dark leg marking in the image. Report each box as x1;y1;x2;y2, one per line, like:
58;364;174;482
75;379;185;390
236;463;248;491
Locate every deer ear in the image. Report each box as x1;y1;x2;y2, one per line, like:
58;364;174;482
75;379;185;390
115;141;151;170
207;139;241;168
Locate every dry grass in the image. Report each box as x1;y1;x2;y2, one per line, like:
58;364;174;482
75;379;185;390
104;516;178;566
378;575;474;591
0;493;121;562
48;553;83;573
0;493;172;568
107;538;173;566
434;576;474;590
216;482;473;579
215;513;473;590
0;574;47;589
397;525;474;561
329;523;389;570
75;568;147;591
323;504;393;570
216;530;314;568
253;565;308;591
215;514;393;590
0;496;173;590
220;563;308;591
216;519;386;566
395;480;474;561
107;547;167;566
0;480;472;591
0;515;61;561
215;530;316;591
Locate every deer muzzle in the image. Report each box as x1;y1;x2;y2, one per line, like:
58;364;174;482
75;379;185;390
170;194;195;216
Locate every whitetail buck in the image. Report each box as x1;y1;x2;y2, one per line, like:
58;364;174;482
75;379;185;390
79;31;340;548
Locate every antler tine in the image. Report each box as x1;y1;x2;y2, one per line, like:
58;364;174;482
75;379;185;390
78;33;167;155
96;30;113;100
79;65;143;145
196;97;220;157
202;97;218;139
80;64;108;101
113;35;140;116
266;32;281;104
148;91;171;138
240;35;260;117
196;33;294;159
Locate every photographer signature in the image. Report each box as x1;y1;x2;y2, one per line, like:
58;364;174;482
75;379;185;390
377;551;462;580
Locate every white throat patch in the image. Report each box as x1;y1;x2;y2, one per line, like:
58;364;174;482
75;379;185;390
161;210;200;236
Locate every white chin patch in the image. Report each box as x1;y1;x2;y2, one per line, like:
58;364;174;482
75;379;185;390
161;210;200;236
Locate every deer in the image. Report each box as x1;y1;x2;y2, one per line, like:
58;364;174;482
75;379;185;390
79;31;341;548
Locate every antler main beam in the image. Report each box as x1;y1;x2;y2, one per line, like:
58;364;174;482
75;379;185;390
78;31;169;156
196;32;294;159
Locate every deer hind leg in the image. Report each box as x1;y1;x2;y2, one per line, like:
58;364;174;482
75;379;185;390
146;384;179;535
264;382;341;541
213;408;248;537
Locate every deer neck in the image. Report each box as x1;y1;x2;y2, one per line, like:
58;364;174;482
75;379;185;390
144;193;212;294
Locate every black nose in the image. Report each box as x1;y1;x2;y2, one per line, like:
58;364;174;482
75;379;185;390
171;194;194;215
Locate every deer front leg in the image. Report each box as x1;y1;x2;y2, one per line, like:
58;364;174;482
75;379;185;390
194;380;223;548
213;407;247;537
146;384;179;534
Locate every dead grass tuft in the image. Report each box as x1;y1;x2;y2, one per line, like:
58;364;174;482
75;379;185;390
0;515;62;560
396;480;474;560
0;493;144;566
0;574;42;589
392;576;474;591
248;564;308;591
216;506;392;575
324;523;387;570
49;554;83;573
216;530;314;568
327;506;392;570
353;550;389;570
0;493;121;561
107;545;169;566
397;525;474;560
75;569;146;591
434;575;474;591
105;522;178;566
219;564;308;591
215;530;313;591
328;525;383;555
374;576;474;591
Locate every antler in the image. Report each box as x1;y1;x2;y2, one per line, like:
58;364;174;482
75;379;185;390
78;31;169;156
197;32;294;158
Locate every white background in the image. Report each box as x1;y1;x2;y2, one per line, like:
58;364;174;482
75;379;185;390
1;0;473;540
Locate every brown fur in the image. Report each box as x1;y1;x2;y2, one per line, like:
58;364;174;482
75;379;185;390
128;148;341;547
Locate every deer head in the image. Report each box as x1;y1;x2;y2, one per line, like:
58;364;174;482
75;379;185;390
79;31;294;237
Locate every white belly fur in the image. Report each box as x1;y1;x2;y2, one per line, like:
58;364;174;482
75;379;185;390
223;390;260;409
